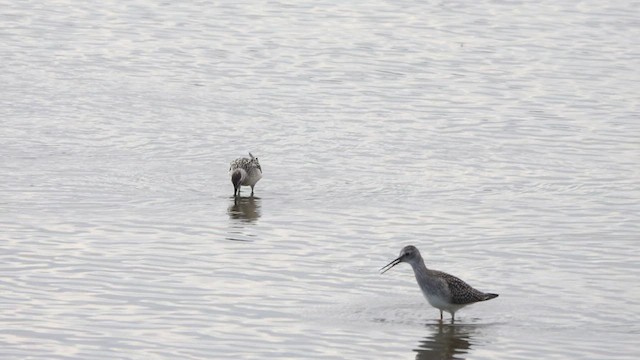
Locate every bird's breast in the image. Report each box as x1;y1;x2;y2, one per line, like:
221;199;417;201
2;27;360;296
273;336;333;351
242;169;262;186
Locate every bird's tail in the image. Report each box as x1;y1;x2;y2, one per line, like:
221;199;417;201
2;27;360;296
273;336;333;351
482;293;499;301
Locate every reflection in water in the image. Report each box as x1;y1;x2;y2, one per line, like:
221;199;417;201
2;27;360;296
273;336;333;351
414;322;474;360
227;196;261;222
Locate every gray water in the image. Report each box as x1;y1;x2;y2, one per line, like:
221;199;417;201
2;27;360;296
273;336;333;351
2;0;639;359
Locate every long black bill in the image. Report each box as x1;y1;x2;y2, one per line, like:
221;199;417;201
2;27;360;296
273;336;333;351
380;256;402;274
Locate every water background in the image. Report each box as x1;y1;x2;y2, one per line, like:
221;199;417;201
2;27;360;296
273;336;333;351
1;1;639;359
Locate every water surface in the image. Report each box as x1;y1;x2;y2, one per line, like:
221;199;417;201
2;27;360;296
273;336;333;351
1;0;639;359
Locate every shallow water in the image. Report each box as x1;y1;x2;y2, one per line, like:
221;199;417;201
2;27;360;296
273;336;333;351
1;0;639;359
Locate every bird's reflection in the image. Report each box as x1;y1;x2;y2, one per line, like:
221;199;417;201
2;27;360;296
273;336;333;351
227;196;261;222
414;322;474;360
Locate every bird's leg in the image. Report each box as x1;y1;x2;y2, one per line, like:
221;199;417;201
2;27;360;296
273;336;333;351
440;310;443;321
451;312;455;323
250;185;255;196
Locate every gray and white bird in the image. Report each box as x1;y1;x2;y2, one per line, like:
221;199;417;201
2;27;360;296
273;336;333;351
380;245;498;322
229;153;262;196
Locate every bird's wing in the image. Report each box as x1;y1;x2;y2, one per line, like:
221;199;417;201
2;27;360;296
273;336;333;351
229;158;248;171
433;270;487;305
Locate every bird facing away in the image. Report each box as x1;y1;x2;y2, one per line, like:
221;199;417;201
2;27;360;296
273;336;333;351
229;153;262;196
380;245;498;322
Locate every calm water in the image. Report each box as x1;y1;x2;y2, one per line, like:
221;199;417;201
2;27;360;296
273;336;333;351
1;0;639;359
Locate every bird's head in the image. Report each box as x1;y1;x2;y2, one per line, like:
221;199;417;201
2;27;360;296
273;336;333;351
380;245;422;274
249;152;262;171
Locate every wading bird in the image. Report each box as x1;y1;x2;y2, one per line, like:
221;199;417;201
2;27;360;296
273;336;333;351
381;245;498;322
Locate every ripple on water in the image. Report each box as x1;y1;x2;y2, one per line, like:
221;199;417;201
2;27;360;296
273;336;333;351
2;0;639;359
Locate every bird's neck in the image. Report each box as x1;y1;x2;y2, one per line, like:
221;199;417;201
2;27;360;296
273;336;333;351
410;257;430;277
410;258;438;292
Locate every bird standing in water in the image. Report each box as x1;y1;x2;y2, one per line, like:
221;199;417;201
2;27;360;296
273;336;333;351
380;245;498;322
229;153;262;196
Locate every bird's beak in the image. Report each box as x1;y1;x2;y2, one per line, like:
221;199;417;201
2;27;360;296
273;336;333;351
380;256;402;274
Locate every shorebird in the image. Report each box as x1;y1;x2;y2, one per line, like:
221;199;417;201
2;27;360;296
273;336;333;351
380;245;498;322
229;153;262;196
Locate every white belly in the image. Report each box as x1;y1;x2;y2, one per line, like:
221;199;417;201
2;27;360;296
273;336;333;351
425;293;466;315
